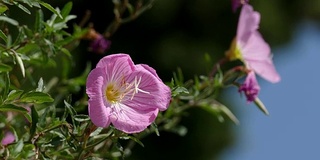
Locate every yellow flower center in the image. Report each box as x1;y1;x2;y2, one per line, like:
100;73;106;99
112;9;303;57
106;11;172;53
105;76;150;104
106;84;120;103
225;37;243;61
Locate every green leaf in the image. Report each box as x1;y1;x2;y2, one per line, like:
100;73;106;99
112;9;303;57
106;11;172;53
34;9;44;33
2;72;10;100
0;62;12;72
0;29;7;43
74;114;90;122
199;99;239;125
39;2;63;19
60;2;73;18
89;127;103;137
15;2;31;14
20;91;54;104
0;16;19;26
0;4;8;13
0;104;28;112
12;51;25;77
254;97;269;115
6;90;24;101
30;106;39;138
120;136;144;147
171;86;189;97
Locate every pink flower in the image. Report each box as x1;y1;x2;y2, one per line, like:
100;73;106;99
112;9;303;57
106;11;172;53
89;34;111;54
231;0;249;12
1;131;15;145
226;4;281;83
86;54;171;133
239;71;260;102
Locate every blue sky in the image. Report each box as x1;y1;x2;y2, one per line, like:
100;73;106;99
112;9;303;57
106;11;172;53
220;20;320;160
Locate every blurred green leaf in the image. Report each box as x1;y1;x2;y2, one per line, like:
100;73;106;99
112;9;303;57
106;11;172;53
171;86;189;97
39;2;63;19
14;2;31;14
0;29;7;43
120;136;144;147
0;4;8;13
35;9;44;33
60;2;73;18
20;91;54;104
36;77;44;92
0;16;19;26
254;97;269;115
30;105;39;138
198;99;239;125
0;63;12;72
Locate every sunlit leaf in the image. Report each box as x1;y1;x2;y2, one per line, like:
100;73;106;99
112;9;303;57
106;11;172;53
0;4;8;13
20;91;54;104
6;90;24;101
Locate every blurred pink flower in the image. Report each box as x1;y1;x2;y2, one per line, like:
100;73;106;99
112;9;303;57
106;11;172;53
239;71;260;102
1;131;15;145
89;34;111;54
86;54;171;133
226;4;281;83
231;0;249;12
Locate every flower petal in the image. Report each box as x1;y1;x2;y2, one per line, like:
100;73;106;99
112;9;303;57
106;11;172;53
1;131;15;145
86;70;111;127
124;66;171;111
110;103;159;133
242;32;281;83
237;4;260;46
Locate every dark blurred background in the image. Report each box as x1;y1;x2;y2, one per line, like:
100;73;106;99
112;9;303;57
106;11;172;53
14;0;320;159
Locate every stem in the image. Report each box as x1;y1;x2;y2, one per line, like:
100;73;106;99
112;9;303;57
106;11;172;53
209;57;228;79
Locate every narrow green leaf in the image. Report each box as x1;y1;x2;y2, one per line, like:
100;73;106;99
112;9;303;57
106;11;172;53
6;90;24;101
39;2;63;19
2;72;10;100
12;51;25;77
74;114;90;122
0;29;7;43
0;104;28;113
89;127;103;137
63;100;76;127
120;136;144;147
15;3;31;14
34;9;44;33
199;99;239;125
60;2;73;18
0;16;19;26
20;91;54;104
30;106;39;138
254;97;269;115
0;63;12;72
